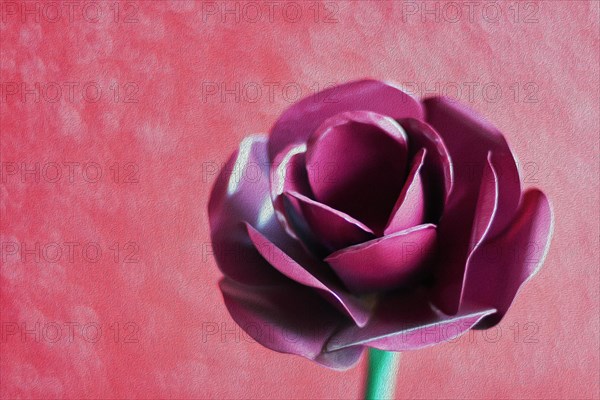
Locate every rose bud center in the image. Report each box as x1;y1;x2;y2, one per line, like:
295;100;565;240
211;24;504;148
305;111;410;234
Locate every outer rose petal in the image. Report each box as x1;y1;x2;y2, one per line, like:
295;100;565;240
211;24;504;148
486;150;522;239
245;224;372;327
461;189;553;327
208;135;290;285
285;191;375;252
423;97;521;314
384;148;427;235
219;279;361;369
305;111;410;231
269;79;424;161
314;346;365;370
469;153;499;246
325;224;437;293
271;144;313;200
439;154;499;313
327;290;496;351
269;144;315;242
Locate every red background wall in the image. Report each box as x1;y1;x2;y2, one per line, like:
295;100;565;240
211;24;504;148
1;1;598;398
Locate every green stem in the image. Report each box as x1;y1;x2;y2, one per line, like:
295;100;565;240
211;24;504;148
364;349;400;400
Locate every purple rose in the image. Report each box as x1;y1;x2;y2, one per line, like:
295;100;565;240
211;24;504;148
208;80;553;369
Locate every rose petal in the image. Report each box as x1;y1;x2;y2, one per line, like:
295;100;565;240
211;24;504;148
423;97;521;314
471;152;500;245
364;310;492;351
208;135;289;285
305;111;410;231
313;346;365;370
219;278;349;366
245;223;372;327
383;148;426;235
285;191;375;252
271;144;312;199
435;154;499;314
486;150;522;239
327;291;495;351
269;79;423;160
325;224;437;293
461;189;553;327
399;118;453;220
269;144;314;241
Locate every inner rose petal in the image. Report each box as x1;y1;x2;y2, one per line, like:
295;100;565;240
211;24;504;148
285;191;375;253
305;111;409;232
383;148;427;235
325;224;437;294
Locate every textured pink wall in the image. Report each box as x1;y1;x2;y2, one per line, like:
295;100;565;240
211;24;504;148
1;1;598;398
